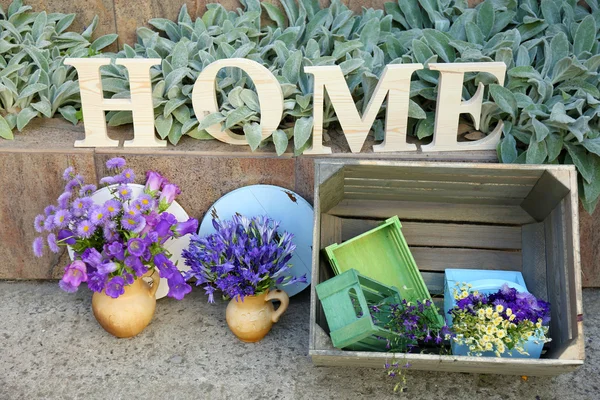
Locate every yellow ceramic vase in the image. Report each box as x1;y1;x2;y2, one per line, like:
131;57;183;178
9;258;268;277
91;270;160;338
225;289;289;343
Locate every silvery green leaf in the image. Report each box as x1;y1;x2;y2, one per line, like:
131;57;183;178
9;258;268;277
574;15;596;57
495;48;512;69
332;39;363;60
517;21;548;42
384;2;408;29
55;13;75;34
228;87;245;108
197;112;225;131
100;78;129;94
181;117;198;135
17;83;47;100
582;137;600;157
422;30;455;63
240;89;260;112
262;3;287;29
243;122;262;151
411;39;433;64
531;118;550;142
272;129;289;156
283;50;302;84
550;102;576;124
500;133;518;163
558;80;600;98
82;15;98;40
550;32;569;71
108;111;133;126
51;66;67;87
568;116;592;142
293;116;313;149
515;45;530;67
31;98;51;118
16;106;38;131
359;17;380;53
401;0;422;30
155;114;173;139
164;67;190;92
408;99;426;119
489;84;517;118
476;0;494;39
416;112;435;139
545;133;563;162
187;128;214;140
170;41;188;70
58;105;78;125
526;135;548;164
163;98;187;117
565;143;593;183
168;121;183;145
225;106;254;130
0;114;14;140
295;94;311;110
305;9;332;40
340;58;364;75
583;155;600;208
540;0;560;25
123;43;136;58
31;11;46;41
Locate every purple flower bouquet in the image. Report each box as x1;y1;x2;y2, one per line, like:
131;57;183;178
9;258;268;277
182;214;307;302
32;157;198;300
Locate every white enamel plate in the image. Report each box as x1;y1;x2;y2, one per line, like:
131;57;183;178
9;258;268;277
67;184;192;300
198;185;314;297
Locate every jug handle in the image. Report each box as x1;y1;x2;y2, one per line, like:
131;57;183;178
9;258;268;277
265;289;289;323
146;269;160;297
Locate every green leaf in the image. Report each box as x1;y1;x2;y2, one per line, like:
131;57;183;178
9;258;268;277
282;50;302;84
415;112;435;139
422;29;455;62
565;143;593;184
164;98;187;118
500;133;518;163
31;11;46;41
91;34;118;52
272;129;289;156
339;59;364;75
408;99;426;119
489;84;517;118
574;15;596;57
293;116;313;149
164;68;190;93
262;3;287;29
16;107;38;131
197;112;226;131
305;8;332;41
168;122;183;145
465;22;484;45
243;122;262;151
225;106;254;130
17;83;47;100
545;133;563;162
155;114;173;139
171;41;189;70
549;33;569;73
108;111;133;126
526;136;548;164
0;114;14;140
58;106;79;125
582;138;600;156
240;89;260;112
583;155;600;207
55;13;76;34
359;17;380;53
31;99;51;118
540;0;560;25
549;103;576;124
477;1;495;39
531;119;550;142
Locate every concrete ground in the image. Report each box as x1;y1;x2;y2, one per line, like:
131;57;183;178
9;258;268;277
0;282;598;400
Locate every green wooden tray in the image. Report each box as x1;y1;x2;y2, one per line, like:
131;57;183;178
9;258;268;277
324;216;444;328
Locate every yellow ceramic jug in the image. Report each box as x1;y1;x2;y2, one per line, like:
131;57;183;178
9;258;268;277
91;270;160;338
225;289;289;342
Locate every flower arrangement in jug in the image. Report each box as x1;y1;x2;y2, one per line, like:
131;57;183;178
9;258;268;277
182;214;307;301
449;283;551;356
32;157;198;300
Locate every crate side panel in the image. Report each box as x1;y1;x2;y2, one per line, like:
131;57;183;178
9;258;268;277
521;170;572;222
521;222;549;301
343;191;524;206
318;167;345;214
411;248;522;272
329;199;535;224
341;218;522;250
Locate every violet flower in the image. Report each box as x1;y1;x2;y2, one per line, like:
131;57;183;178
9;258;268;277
106;157;126;169
145;171;165;192
61;260;88;288
105;276;125;298
175;218;198;236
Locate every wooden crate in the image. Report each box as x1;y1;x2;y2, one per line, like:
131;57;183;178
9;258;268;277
309;160;584;376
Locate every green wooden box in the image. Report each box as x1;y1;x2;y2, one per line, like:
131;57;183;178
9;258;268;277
310;160;584;376
324;216;445;328
315;268;404;351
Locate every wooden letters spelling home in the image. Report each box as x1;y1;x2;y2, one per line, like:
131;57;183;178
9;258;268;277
64;58;506;153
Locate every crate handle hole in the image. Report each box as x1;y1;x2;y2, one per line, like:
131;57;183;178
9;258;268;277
348;288;364;319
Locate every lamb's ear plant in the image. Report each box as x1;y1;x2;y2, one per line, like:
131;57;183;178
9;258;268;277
0;0;117;139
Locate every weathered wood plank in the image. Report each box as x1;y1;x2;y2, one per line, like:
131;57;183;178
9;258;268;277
521;171;571;222
341;219;523;250
328;199;536;225
411;247;522;272
318;166;345;214
422;271;445;295
344;190;524;206
309;350;583;376
521;222;548;301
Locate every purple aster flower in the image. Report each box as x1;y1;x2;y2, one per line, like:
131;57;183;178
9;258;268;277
121;214;146;233
100;176;116;186
65;174;84;192
115;168;135;184
132;194;155;212
58;229;76;245
77;220;96;238
62;166;75;181
34;214;45;233
57;192;72;209
62;260;88;287
175;218;198;236
89;206;107;225
82;248;103;268
106;157;126;170
71;197;93;217
79;184;97;197
127;237;146;257
53;209;71;229
88;272;107;293
58;279;78;293
103;220;119;242
167;272;192;300
158;183;180;210
44;205;57;216
44;215;55;232
105;276;126;298
125;255;148;276
103;199;121;217
116;185;133;201
47;233;60;253
97;260;118;275
106;242;125;261
33;237;44;257
145;171;165;192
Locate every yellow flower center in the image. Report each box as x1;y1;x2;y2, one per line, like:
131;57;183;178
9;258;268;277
121;189;128;195
96;213;103;220
127;219;135;225
142;199;149;205
83;226;89;232
108;206;114;212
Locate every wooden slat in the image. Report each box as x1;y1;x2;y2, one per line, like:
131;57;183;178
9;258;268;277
411;247;522;272
422;271;445;295
341;219;522;250
328;199;536;225
318;166;344;214
521;222;548;301
521;170;571;222
310;350;583;376
344;191;524;206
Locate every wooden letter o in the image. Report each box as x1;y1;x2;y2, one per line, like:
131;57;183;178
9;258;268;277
192;58;284;145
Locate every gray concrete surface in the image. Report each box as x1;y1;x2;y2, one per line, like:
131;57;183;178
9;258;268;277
0;282;598;400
